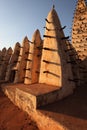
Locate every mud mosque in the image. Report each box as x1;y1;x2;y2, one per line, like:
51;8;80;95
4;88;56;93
0;0;87;111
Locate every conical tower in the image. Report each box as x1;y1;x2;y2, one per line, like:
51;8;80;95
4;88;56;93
0;48;7;69
5;42;21;82
72;0;87;60
0;47;13;80
24;29;42;84
0;50;1;58
39;7;75;98
14;36;30;83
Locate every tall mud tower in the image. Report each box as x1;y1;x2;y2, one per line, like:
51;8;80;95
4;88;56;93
72;0;87;85
24;29;42;84
72;0;87;60
0;47;12;80
39;7;75;98
5;42;21;82
14;37;29;83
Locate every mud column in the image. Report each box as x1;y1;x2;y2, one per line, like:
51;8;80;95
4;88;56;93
24;29;42;84
5;42;21;82
39;8;75;99
0;47;13;80
14;37;30;83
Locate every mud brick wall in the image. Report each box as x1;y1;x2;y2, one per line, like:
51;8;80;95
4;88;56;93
72;0;87;60
71;0;87;86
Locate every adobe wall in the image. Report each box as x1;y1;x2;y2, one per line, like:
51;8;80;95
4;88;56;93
72;0;87;60
72;0;87;85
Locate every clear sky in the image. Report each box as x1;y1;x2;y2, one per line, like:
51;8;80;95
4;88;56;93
0;0;76;50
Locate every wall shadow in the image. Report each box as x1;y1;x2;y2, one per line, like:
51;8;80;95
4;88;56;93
39;84;87;119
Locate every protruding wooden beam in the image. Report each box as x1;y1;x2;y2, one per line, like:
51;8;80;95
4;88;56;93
24;77;31;80
23;68;31;71
25;52;33;54
25;59;32;62
45;18;52;24
28;40;34;44
43;47;58;52
43;60;60;66
43;71;60;78
60;26;66;30
43;27;50;31
37;54;42;57
35;71;40;73
14;60;20;63
19;54;22;57
43;35;56;38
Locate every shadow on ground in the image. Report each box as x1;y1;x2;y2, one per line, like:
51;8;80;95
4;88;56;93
39;85;87;120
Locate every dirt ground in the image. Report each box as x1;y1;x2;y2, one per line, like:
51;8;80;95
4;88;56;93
0;89;39;130
0;84;87;130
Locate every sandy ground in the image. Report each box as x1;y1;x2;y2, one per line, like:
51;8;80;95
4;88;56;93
0;84;87;130
0;89;39;130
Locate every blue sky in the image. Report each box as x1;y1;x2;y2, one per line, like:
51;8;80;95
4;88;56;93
0;0;76;50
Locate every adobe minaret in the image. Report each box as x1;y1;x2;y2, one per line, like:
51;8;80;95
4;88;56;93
0;47;13;80
0;50;1;58
0;48;7;69
14;37;29;83
72;0;87;60
5;42;20;82
24;29;42;84
39;7;75;98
